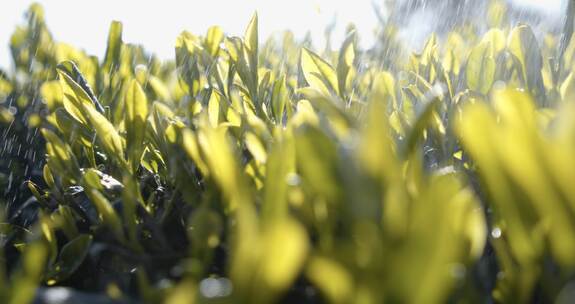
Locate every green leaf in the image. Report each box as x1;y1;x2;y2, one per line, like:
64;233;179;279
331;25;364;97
56;205;79;240
481;28;506;54
301;48;339;96
148;75;171;101
199;127;251;210
271;76;288;123
125;79;149;172
257;219;308;298
244;13;259;103
46;235;93;284
297;87;350;127
53;108;93;147
208;90;223;127
165;279;198;304
358;73;400;182
86;189;125;242
43;164;55;189
401;95;441;158
181;128;209;177
122;175;145;251
466;41;496;95
455;101;541;265
508;25;545;100
245;132;267;164
376;71;397;109
337;31;355;98
306;256;353;304
26;181;47;205
39;212;58;266
0;108;14;124
9;242;47;304
205;26;224;56
41;129;81;183
82;101;126;164
57;70;94;125
560;72;575;100
295;125;341;203
244;12;258;62
103;21;123;72
57;61;104;114
188;205;223;251
262;134;293;223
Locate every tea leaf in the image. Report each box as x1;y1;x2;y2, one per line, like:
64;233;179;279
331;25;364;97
103;21;123;72
466;41;496;94
301;48;339;96
125;79;149;171
47;234;93;283
258;218;308;296
508;25;545;100
82;101;126;165
86;189;125;242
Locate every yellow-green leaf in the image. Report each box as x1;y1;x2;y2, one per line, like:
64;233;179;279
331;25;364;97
466;41;496;95
82;102;125;163
301;48;339;96
125;79;149;171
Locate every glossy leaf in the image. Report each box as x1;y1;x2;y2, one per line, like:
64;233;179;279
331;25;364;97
301;48;339;96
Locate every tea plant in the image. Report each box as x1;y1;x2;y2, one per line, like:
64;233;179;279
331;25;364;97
1;1;575;303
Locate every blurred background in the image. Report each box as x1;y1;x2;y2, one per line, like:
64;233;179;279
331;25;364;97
0;0;565;68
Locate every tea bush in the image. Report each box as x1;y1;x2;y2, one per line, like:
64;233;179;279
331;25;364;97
1;1;575;303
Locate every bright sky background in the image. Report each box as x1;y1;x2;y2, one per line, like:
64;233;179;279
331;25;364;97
0;0;565;69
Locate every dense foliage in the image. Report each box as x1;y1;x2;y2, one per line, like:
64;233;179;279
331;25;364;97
2;1;575;303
